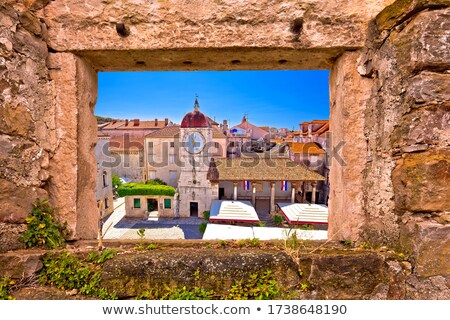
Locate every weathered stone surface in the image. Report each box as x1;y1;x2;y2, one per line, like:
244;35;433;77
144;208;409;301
0;179;48;223
405;275;450;299
12;286;95;300
328;51;370;241
391;105;450;149
47;53;98;239
391;8;450;72
302;253;389;299
376;0;450;31
0;251;43;278
392;149;450;213
43;0;394;70
413;222;450;277
0;223;26;253
101;249;300;298
406;72;450;105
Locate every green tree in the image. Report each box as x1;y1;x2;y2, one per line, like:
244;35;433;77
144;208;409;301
111;174;122;188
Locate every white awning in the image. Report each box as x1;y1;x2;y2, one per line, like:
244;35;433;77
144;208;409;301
277;202;328;225
210;200;259;223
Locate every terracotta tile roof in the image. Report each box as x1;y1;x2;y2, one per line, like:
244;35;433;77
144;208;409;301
208;157;324;181
109;136;144;151
101;119;169;130
288;142;326;154
145;125;226;139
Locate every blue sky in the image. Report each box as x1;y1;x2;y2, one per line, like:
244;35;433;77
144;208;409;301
96;70;330;129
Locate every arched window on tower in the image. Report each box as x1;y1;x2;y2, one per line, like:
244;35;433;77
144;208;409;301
102;171;108;188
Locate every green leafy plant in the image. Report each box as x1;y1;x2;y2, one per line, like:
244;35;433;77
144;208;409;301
256;221;266;227
117;183;175;197
135;228;147;250
86;249;118;264
137;228;146;239
145;178;167;185
19;199;66;249
236;239;246;248
111;174;123;188
202;210;210;220
146;244;158;250
246;238;260;247
227;270;280;300
138;286;214;300
218;240;228;247
198;222;207;234
273;215;285;225
341;240;353;248
285;229;300;251
0;277;15;300
39;251;117;299
300;224;313;230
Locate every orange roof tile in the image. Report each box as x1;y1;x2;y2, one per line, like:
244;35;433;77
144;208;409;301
288;142;326;154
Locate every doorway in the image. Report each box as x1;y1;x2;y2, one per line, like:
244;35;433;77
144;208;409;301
190;202;198;217
147;199;158;213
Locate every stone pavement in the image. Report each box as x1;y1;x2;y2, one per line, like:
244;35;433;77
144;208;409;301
103;198;204;240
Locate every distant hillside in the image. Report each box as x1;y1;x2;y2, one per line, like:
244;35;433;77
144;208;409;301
96;115;122;124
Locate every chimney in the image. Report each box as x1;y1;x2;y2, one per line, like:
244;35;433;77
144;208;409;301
125;119;129;126
164;118;168;126
155;118;158;126
133;119;139;126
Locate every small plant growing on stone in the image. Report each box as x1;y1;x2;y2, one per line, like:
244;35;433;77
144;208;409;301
218;240;228;247
300;224;313;230
246;238;260;247
273;215;284;225
146;244;158;250
86;249;118;264
227;270;280;300
237;239;246;248
257;221;266;227
19;199;66;249
0;277;15;300
135;228;147;251
39;251;117;299
137;228;146;239
202;210;210;220
341;239;353;248
198;222;207;234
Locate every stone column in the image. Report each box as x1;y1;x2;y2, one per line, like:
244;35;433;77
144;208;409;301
233;182;238;200
252;183;256;207
311;182;317;204
291;183;296;204
47;53;98;240
270;182;275;213
302;182;307;203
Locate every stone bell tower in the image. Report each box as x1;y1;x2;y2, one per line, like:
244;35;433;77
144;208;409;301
177;98;216;218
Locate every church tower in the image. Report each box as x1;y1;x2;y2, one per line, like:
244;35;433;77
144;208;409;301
177;98;217;217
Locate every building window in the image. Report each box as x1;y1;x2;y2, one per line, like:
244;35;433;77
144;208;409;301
104;198;109;209
169;155;175;164
148;142;153;151
214;142;219;148
133;198;141;208
170;142;174;148
164;198;171;209
102;171;107;187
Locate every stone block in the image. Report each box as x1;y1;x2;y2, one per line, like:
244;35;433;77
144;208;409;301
101;249;300;298
392;8;450;72
0;252;43;279
414;221;450;277
390;105;450;148
0;179;48;223
392;149;450;213
0;223;26;253
406;72;450;105
405;275;450;299
376;0;450;31
304;253;389;299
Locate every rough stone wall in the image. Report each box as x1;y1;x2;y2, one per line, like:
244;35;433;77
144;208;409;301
0;1;53;250
358;0;450;280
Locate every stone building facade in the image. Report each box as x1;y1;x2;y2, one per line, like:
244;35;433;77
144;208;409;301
95;134;114;216
0;0;448;298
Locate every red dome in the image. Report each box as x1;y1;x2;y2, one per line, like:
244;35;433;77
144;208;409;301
180;98;211;128
180;110;211;128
